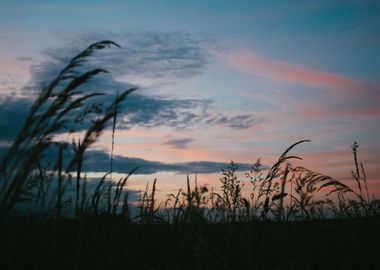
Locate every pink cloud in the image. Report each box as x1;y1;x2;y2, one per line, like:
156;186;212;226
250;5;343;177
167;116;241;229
297;105;380;119
228;49;376;93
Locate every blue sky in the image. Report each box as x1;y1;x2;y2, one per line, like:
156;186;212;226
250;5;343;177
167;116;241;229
1;0;380;195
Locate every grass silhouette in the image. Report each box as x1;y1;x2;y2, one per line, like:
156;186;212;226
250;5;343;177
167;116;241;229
0;41;379;270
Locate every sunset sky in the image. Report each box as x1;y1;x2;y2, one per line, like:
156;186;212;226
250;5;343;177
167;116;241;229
1;0;379;196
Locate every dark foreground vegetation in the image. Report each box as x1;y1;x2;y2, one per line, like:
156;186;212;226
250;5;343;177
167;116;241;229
1;216;379;270
0;41;379;269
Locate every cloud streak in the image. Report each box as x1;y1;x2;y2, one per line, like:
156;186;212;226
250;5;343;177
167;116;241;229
228;49;377;94
163;138;194;149
30;31;214;94
84;150;255;174
204;113;262;129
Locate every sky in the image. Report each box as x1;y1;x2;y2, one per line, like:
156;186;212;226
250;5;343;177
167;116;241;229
1;0;380;197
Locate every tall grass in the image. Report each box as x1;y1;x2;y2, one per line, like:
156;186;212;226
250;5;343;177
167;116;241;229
0;41;378;223
0;40;379;270
0;40;136;219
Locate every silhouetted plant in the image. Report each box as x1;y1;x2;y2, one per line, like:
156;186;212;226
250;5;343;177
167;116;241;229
318;141;380;217
0;39;378;224
284;165;331;219
211;161;245;222
0;40;137;219
164;174;209;223
135;179;163;224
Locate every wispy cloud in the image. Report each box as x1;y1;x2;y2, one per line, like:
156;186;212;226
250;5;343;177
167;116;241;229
163;138;194;149
30;31;214;94
228;49;377;94
204;113;262;129
0;31;257;134
297;104;380;119
84;149;254;174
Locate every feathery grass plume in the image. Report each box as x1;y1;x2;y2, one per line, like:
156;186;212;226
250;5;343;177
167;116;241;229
35;159;55;214
91;172;111;214
318;141;379;217
259;140;310;220
150;178;157;217
112;166;138;215
64;87;137;215
0;40;136;219
35;159;47;209
285;165;331;219
108;91;119;214
166;188;183;224
211;161;243;222
183;174;194;221
74;139;82;216
178;174;208;223
80;174;88;213
35;160;45;208
110;91;118;173
55;146;63;219
65;87;137;172
351;141;372;213
245;159;265;218
271;162;289;221
122;191;130;221
135;178;166;224
6;41;119;157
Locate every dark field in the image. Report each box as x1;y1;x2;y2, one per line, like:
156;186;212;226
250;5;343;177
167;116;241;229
1;217;379;270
